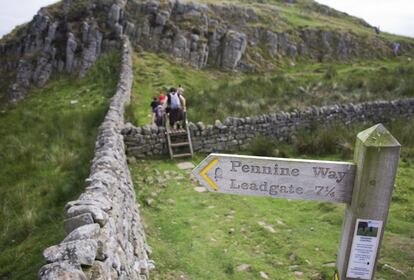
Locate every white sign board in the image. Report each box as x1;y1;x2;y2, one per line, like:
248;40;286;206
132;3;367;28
346;219;383;279
193;153;356;204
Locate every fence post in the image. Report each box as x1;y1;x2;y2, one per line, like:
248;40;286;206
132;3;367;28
336;124;400;279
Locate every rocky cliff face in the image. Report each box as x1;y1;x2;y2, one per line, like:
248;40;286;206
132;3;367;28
1;0;413;104
122;0;414;71
0;0;126;104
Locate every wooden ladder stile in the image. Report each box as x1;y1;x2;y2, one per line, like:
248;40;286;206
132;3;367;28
165;111;193;159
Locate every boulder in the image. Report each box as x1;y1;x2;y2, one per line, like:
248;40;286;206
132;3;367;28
172;34;189;59
43;239;98;266
15;59;33;89
221;31;247;70
64;213;95;234
266;31;278;57
66;205;109;227
108;3;122;26
8;59;33;104
80;27;102;78
63;224;101;242
84;261;114;279
33;56;52;87
38;261;86;280
66;33;77;73
155;10;170;26
44;21;58;53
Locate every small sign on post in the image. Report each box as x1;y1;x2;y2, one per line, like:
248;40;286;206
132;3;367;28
192;123;400;280
346;219;383;279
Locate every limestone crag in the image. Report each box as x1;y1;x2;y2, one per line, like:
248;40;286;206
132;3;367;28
123;98;414;158
38;38;153;280
123;0;414;71
0;0;127;104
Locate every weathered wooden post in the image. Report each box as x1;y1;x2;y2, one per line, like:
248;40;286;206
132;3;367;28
336;124;401;280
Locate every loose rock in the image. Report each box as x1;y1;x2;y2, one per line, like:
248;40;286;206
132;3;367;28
194;187;207;193
237;264;251;272
259;271;269;279
176;162;195;170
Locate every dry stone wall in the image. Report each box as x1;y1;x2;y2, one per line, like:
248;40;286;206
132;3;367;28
38;37;153;280
123;98;414;158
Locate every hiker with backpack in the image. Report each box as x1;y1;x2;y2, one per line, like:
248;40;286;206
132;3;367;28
164;87;186;129
153;97;165;127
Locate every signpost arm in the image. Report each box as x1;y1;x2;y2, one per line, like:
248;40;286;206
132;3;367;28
336;124;401;280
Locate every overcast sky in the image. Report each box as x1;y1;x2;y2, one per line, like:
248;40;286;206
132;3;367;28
0;0;413;38
0;0;59;38
315;0;414;38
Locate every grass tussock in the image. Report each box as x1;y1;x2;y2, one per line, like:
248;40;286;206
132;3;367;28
0;51;120;279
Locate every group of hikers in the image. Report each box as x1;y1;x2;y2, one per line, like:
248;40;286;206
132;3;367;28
150;84;186;129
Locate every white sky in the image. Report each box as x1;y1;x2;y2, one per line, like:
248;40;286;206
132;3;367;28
315;0;414;38
0;0;59;38
0;0;413;38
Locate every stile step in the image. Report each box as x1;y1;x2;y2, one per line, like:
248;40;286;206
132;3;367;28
171;142;190;147
167;129;187;136
172;153;193;158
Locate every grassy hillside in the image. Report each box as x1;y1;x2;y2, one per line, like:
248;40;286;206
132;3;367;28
178;0;414;46
0;51;120;279
128;51;414;126
129;119;414;280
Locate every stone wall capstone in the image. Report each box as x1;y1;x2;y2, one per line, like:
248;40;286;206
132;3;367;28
123;98;414;158
38;37;153;280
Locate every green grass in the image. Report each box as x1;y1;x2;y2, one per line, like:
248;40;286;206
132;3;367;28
130;119;414;280
132;158;344;280
128;52;414;126
0;51;120;279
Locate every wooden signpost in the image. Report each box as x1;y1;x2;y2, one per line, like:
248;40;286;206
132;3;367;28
192;124;401;280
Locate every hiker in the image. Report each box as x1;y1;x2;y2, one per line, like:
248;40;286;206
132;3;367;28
159;93;166;104
164;87;186;129
374;26;380;35
153;97;165;127
392;42;401;56
150;96;159;114
177;84;185;96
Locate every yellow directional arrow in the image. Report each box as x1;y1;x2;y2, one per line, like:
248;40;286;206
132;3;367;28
200;158;219;191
